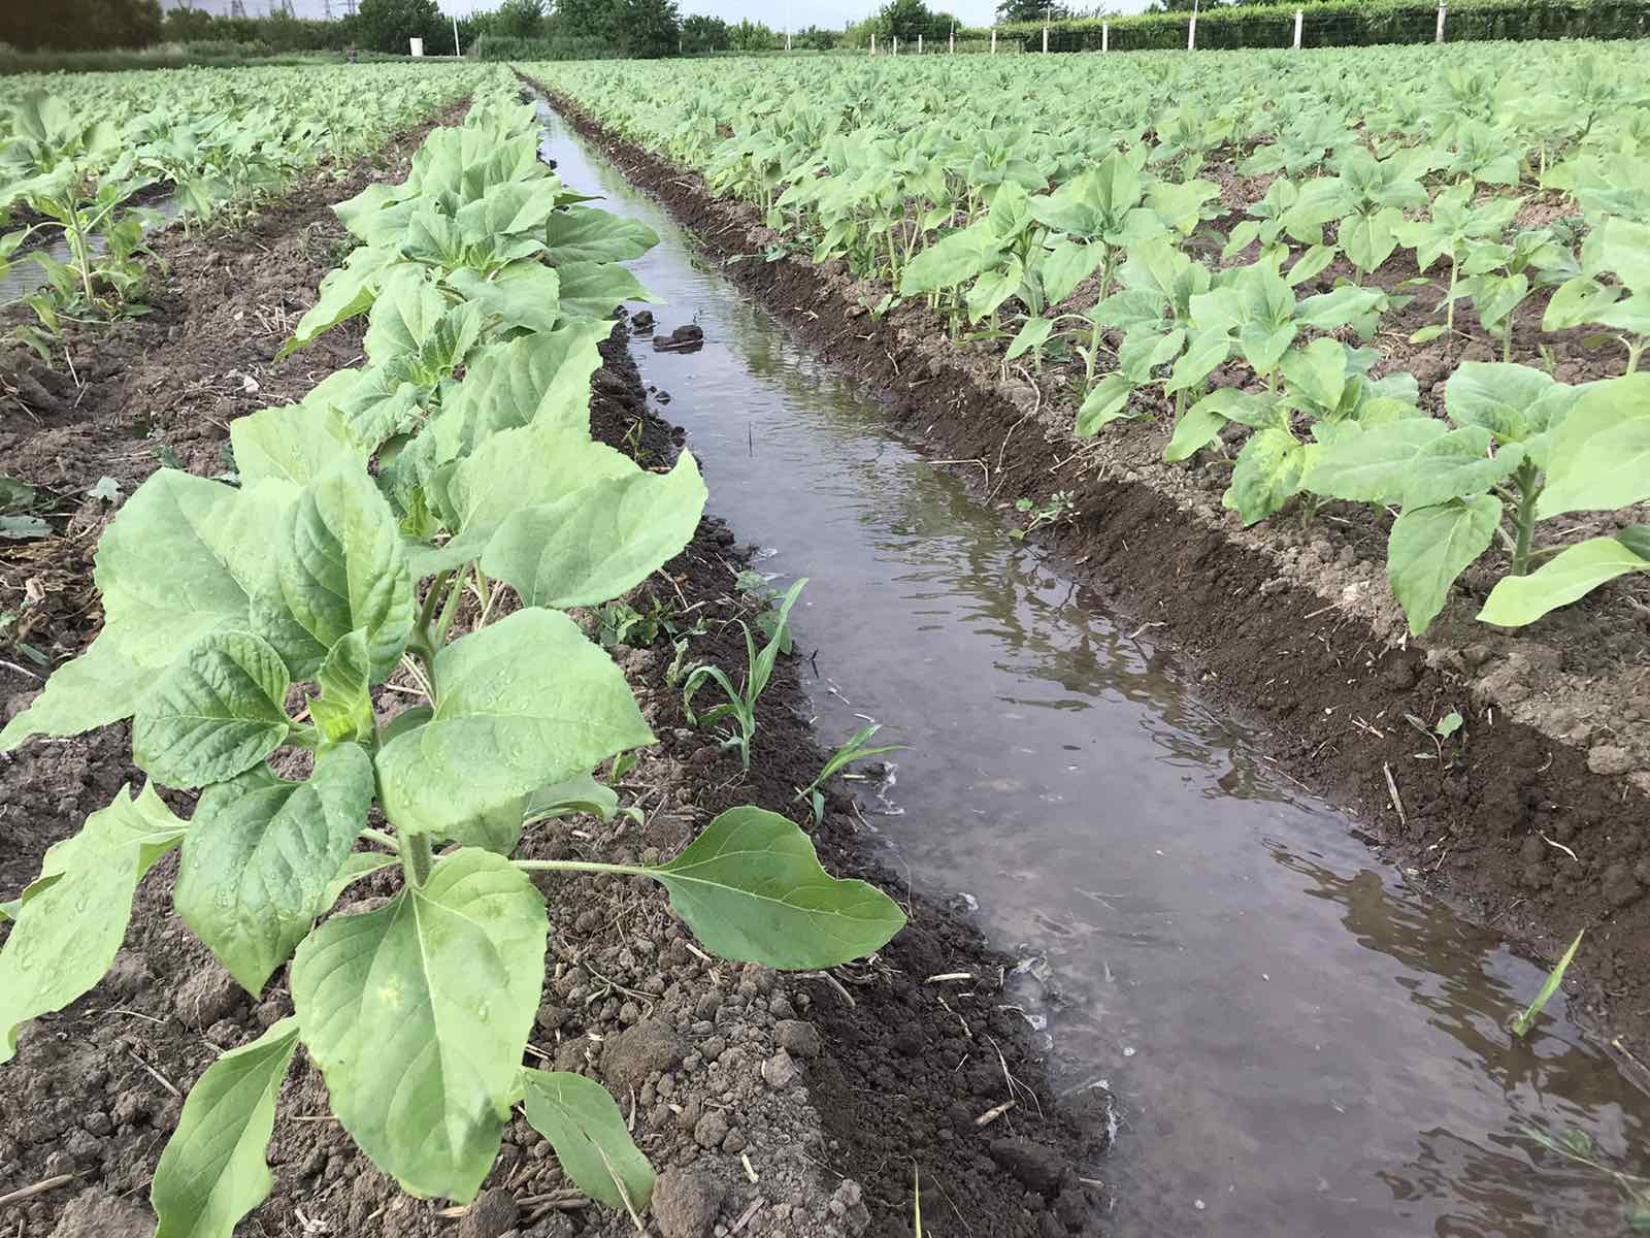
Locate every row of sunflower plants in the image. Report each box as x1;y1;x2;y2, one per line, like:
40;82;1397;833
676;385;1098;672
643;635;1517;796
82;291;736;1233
0;75;905;1235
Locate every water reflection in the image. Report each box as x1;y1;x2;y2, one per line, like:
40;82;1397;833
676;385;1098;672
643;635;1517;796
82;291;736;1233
536;102;1650;1236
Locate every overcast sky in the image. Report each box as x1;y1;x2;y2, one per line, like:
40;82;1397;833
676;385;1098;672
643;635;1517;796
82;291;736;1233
169;0;1157;26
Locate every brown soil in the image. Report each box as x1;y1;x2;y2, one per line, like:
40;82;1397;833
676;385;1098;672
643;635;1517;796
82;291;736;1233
533;83;1650;1072
0;138;1108;1234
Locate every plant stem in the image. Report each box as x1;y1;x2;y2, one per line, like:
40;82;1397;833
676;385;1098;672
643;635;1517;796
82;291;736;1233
512;858;651;877
1510;460;1541;576
361;828;401;853
400;832;434;886
1444;255;1458;353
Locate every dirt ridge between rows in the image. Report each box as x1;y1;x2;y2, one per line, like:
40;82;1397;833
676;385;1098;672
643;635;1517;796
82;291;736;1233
0;102;1107;1237
529;79;1650;1068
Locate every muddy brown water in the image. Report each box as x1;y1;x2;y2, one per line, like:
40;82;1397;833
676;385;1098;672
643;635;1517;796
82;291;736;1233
534;104;1650;1237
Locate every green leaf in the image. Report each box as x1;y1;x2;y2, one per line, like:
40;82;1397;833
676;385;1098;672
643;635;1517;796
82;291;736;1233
0;784;187;1062
482;452;706;609
1075;373;1134;436
1402;428;1523;510
441;323;609;456
1004;316;1054;363
259;463;415;683
1163;397;1227;463
555;260;652;319
132;632;292;790
176;744;375;994
1479;536;1650;627
1039;239;1104;307
900;226;1001;295
647;807;905;969
2;471;269;751
544;206;658;263
1302;418;1447;503
446;263;562;336
520;1070;655;1211
1538;373;1650;518
1511;929;1584;1039
376;609;651;840
322;851;398;910
523;774;619;825
285;246;401;355
310;631;374;744
1223;428;1305;526
1163;328;1229;395
152;1018;301;1238
1445;362;1576;445
230;398;366;487
1387;495;1502;635
290;848;547;1202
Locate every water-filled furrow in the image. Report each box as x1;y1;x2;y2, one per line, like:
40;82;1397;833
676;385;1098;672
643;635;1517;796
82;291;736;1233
534;101;1650;1237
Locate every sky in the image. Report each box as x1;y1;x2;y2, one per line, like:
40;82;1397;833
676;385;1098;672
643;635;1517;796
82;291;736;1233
165;0;1158;27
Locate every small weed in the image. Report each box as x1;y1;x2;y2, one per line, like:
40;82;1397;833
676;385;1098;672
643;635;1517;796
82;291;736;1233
1511;928;1584;1038
1010;490;1075;541
684;579;805;771
796;723;907;825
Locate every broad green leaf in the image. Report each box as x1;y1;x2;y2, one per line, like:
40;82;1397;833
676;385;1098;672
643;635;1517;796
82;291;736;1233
1040;238;1104;307
1163;397;1228;463
152;1019;300;1238
133;632;292;789
1340;208;1399;274
230;399;366;487
1223;428;1305;526
1445;362;1576;445
259;463;415;683
310;631;374;744
1402;429;1523;510
290;849;547;1202
1538;374;1650;518
1164;328;1229;395
900;226;1001;295
544;206;658;263
2;471;267;751
1387;495;1502;635
523;774;620;824
555;260;652;319
647;807;904;969
1479;536;1650;627
0;784;187;1062
446;263;561;336
1004;316;1054;363
176;744;375;994
322;851;398;910
285;246;401;354
1075;373;1134;436
376;609;651;839
1302;418;1448;504
521;1070;655;1211
966;258;1023;324
442;323;609;456
482;452;706;609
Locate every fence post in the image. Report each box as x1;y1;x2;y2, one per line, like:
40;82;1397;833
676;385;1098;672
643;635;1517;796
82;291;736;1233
786;29;792;50
918;33;923;53
1187;8;1197;50
991;29;997;54
949;29;955;53
1042;23;1049;53
1293;8;1303;48
893;35;899;55
870;32;876;54
1435;2;1447;41
1102;20;1109;51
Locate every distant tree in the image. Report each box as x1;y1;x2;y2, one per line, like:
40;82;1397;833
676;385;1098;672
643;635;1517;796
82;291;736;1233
995;0;1066;22
613;0;680;58
356;0;445;53
727;18;778;50
554;0;620;43
876;0;956;41
680;13;728;51
496;0;548;39
0;0;162;51
794;24;839;49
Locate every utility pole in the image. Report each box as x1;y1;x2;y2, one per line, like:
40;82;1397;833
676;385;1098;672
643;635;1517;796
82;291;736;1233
452;13;461;55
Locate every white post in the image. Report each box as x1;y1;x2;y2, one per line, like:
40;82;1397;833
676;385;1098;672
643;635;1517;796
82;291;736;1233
786;29;792;50
949;29;954;53
1042;23;1049;53
870;32;876;53
893;35;898;54
1187;2;1198;50
1293;8;1302;48
409;35;424;56
1102;20;1109;51
1435;2;1447;41
451;15;461;56
990;29;997;54
918;33;923;53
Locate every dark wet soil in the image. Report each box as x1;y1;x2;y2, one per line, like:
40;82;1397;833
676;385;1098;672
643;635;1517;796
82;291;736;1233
534;83;1650;1071
0;126;1106;1234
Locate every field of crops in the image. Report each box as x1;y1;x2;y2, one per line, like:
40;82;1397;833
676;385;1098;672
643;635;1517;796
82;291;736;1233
542;43;1650;640
0;62;932;1238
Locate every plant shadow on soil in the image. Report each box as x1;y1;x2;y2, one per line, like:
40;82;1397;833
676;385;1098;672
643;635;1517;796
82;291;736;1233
0;117;1106;1237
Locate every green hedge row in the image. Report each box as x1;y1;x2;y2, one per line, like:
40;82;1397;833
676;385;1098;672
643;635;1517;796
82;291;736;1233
980;0;1650;52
